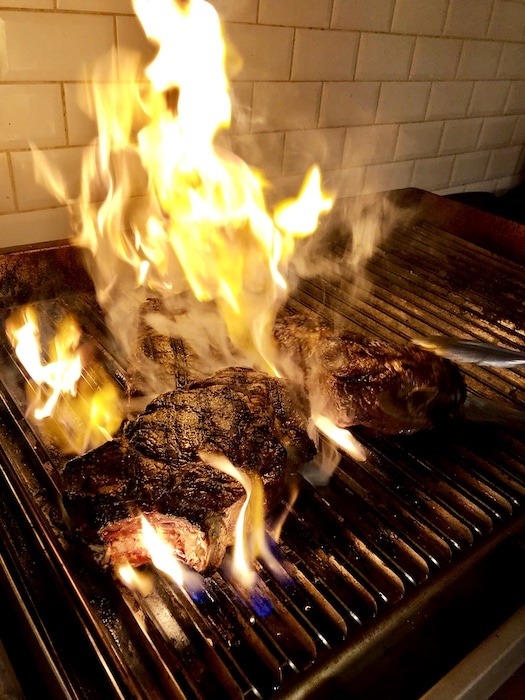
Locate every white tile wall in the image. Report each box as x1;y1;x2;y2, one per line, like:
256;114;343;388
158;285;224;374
409;37;461;80
469;81;511;116
343;124;398;167
477;115;519;149
63;83;98;145
498;43;525;78
426;81;474;120
57;0;134;12
443;0;493;39
252;82;322;131
377;82;431;123
513;116;525;145
391;0;448;36
0;207;71;247
451;151;492;187
395;121;444;160
456;41;503;80
488;0;525;41
439;118;483;155
1;0;524;246
208;0;258;23
283;127;345;175
0;11;115;81
258;0;332;29
0;152;14;214
0;84;66;148
0;0;51;7
230;132;285;177
10;147;85;210
364;160;414;193
411;154;455;191
355;34;415;81
332;0;396;32
506;82;525;114
319;82;380;127
223;23;293;80
291;29;358;81
326;166;366;198
486;145;524;179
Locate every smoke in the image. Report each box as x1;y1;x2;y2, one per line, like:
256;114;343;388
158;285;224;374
288;190;412;311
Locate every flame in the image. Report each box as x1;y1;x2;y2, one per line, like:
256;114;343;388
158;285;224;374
34;0;333;373
200;451;271;589
140;514;186;585
5;306;123;454
314;414;367;463
300;414;367;487
118;561;154;596
6;306;82;419
118;515;202;594
27;0;339;590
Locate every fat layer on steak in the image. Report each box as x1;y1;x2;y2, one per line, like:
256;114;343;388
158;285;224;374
274;312;467;435
61;366;315;574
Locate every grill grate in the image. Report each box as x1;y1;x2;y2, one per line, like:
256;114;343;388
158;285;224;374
0;194;525;700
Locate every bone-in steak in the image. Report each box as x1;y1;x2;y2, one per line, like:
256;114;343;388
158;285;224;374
61;366;315;574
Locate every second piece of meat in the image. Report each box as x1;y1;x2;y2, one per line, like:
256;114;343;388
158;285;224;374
274;312;467;435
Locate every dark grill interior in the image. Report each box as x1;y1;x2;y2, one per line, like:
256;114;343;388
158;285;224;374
0;190;524;699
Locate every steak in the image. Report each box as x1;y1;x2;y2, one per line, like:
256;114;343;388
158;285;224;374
274;312;467;435
61;366;315;574
126;297;204;397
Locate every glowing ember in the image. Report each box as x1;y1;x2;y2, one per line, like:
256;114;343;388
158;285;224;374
5;306;123;454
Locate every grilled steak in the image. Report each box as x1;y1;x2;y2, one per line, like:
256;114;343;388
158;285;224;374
61;366;314;574
126;297;204;397
126;297;249;398
274;312;467;435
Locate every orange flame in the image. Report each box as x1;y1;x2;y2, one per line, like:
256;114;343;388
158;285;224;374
34;0;333;373
117;514;202;594
200;451;272;589
6;306;82;419
118;561;154;596
314;414;367;463
5;306;123;454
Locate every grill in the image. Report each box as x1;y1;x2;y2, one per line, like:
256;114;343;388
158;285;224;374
0;188;524;700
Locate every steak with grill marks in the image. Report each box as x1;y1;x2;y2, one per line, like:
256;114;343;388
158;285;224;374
61;366;315;574
126;297;204;396
273;312;467;435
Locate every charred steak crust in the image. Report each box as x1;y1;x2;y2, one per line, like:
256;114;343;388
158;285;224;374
61;367;315;573
127;297;203;396
274;312;467;434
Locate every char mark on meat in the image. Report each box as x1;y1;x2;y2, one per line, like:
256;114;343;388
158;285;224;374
274;312;467;435
61;367;315;574
126;297;204;397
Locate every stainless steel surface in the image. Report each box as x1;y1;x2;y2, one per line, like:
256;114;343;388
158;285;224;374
421;604;525;700
0;191;524;699
0;638;25;700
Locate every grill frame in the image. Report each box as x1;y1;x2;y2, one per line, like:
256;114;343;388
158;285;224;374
0;188;525;700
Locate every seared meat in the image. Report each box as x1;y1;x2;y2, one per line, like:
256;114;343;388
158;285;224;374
61;366;314;574
126;297;251;398
126;297;204;396
274;312;466;435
